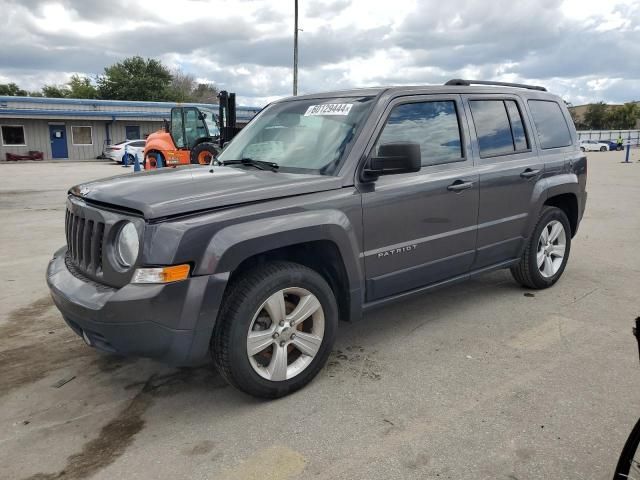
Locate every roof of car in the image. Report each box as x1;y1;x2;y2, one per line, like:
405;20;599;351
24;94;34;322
277;83;559;103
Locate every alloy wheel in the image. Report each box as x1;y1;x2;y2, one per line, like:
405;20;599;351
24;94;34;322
246;287;325;381
537;220;566;278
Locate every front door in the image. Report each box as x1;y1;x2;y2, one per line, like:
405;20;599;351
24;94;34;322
361;95;479;301
49;125;68;159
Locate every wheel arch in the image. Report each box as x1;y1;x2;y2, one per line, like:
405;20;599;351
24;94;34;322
544;192;579;237
195;211;365;322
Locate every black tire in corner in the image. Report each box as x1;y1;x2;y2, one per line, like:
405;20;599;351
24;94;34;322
212;261;338;398
190;142;220;165
510;206;572;289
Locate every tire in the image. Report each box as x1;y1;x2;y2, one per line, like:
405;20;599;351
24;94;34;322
190;142;220;165
613;417;640;479
580;147;586;152
600;146;607;152
145;151;164;169
618;145;624;151
510;206;571;289
212;261;338;398
122;153;134;165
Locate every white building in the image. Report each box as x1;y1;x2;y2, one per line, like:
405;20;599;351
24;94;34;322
0;96;259;161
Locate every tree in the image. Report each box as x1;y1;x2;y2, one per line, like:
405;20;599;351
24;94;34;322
583;102;609;130
606;102;639;130
0;83;27;96
190;83;219;104
168;70;219;103
41;84;69;98
97;56;174;101
169;69;196;102
67;75;98;99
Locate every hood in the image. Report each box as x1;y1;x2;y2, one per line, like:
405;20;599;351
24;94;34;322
70;165;343;219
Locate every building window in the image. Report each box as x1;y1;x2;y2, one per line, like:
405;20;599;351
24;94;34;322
1;125;26;146
71;126;93;145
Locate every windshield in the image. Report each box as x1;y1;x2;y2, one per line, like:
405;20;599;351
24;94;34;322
217;96;374;175
199;107;220;137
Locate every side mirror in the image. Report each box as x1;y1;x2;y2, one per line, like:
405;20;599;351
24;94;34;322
362;143;421;181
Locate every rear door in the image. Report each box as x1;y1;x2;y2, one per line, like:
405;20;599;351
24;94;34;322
463;95;544;269
361;95;479;301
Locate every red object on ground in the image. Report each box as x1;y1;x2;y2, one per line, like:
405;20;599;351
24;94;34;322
5;151;44;161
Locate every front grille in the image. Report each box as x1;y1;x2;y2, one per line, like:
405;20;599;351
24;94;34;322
65;208;105;275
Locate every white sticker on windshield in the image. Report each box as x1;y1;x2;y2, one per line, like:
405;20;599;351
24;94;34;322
304;104;353;116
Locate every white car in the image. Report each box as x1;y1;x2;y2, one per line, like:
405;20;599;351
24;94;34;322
105;139;146;164
579;140;609;152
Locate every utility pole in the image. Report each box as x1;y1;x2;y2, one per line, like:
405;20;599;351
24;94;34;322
293;0;298;96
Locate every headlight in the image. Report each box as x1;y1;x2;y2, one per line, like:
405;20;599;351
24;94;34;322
115;222;139;268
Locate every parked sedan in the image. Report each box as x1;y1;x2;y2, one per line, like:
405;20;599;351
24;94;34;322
603;140;624;151
579;140;609;152
105;139;146;164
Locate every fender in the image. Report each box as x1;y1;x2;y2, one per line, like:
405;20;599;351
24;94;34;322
522;173;580;240
194;210;364;293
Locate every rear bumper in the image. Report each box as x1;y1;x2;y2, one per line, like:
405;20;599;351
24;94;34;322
46;247;228;366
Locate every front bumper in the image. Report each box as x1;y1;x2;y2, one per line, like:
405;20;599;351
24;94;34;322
46;247;228;366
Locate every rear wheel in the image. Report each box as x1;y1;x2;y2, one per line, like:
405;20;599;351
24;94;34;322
580;147;586;152
212;261;338;398
511;206;571;289
190;142;220;165
600;146;607;152
613;417;640;479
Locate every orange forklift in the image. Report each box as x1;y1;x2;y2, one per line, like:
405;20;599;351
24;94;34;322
144;91;242;168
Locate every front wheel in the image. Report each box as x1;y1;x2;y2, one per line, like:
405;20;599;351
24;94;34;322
190;142;220;165
600;146;607;152
212;261;338;398
613;417;640;479
511;206;571;289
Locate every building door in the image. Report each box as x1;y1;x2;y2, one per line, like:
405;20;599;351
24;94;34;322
125;125;140;140
49;125;68;159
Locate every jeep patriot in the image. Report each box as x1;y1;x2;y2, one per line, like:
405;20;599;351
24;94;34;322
47;80;587;398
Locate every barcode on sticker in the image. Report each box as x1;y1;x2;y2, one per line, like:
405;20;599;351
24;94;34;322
304;104;353;116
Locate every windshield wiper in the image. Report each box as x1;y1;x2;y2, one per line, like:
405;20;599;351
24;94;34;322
222;158;279;172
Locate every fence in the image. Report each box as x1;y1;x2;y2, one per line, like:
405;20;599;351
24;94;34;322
577;129;640;146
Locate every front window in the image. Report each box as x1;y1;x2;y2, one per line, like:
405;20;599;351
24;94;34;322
199;108;219;137
217;96;375;175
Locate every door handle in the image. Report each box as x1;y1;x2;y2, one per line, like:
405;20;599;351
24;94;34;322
447;180;474;192
520;168;540;179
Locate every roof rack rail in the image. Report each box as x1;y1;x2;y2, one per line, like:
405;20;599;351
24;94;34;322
444;79;547;92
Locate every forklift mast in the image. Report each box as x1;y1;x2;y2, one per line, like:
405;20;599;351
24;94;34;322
218;91;242;148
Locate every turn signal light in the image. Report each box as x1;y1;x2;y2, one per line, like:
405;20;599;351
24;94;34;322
132;264;190;284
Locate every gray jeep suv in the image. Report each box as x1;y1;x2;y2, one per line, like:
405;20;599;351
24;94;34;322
47;80;587;398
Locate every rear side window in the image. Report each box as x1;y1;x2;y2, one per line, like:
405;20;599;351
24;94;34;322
469;100;529;157
376;100;463;167
527;100;572;149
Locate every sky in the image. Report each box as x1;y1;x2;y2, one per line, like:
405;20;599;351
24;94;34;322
0;0;639;107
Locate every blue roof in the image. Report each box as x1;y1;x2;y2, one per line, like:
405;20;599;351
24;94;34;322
0;95;261;122
0;95;261;112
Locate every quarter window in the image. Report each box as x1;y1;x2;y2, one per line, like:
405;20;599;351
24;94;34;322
71;126;92;145
528;100;572;149
375;100;463;167
1;125;26;146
